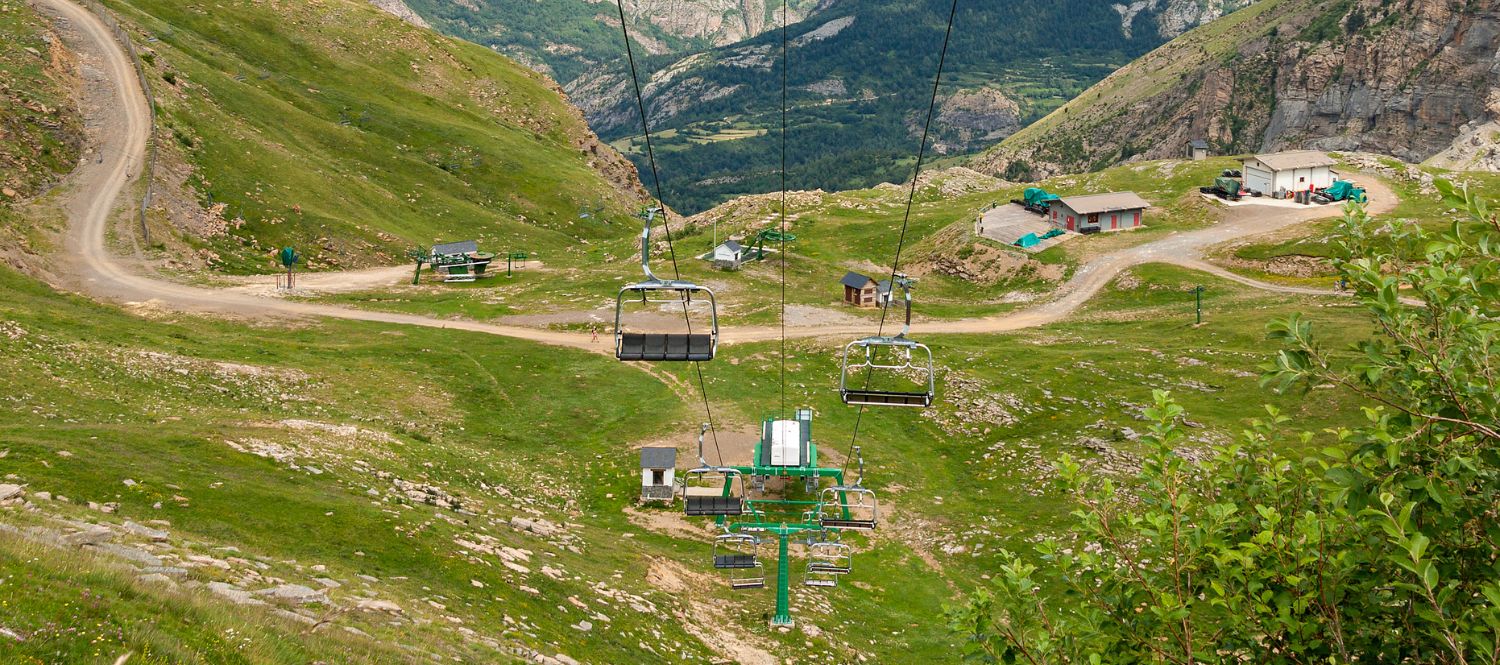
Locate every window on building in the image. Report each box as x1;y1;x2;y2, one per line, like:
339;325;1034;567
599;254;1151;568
651;469;665;485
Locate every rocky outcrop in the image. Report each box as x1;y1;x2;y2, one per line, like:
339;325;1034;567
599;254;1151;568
1112;0;1253;39
976;0;1500;178
626;0;819;48
937;87;1023;148
368;0;430;28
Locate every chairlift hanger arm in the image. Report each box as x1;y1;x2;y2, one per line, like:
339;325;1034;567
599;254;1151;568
637;207;664;283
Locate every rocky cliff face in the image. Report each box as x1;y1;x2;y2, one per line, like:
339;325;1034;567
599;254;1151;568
935;87;1023;150
612;0;820;48
1112;0;1253;39
368;0;431;28
976;0;1500;178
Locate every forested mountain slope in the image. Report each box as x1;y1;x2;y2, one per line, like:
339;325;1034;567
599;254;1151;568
568;0;1251;212
974;0;1500;179
401;0;824;83
390;0;1247;213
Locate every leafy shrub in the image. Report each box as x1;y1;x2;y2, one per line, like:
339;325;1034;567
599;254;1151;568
949;189;1500;663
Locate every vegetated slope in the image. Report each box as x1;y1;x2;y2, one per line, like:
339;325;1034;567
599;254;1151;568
401;0;824;84
0;263;717;663
565;0;1251;213
973;0;1500;179
0;255;1389;663
103;0;648;274
0;0;84;269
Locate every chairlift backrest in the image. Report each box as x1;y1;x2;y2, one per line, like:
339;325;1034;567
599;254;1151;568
615;207;719;362
683;424;743;516
819;451;878;530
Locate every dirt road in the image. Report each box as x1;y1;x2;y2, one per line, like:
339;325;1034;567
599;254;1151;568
42;0;1394;354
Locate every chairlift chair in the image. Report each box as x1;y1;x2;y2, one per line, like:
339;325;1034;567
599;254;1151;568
819;447;878;530
804;540;852;588
615;207;719;362
682;424;744;516
712;532;765;590
839;276;934;407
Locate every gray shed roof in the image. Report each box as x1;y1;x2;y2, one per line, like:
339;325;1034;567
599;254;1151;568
719;240;744;252
640;447;676;469
840;271;876;289
1056;192;1152;215
1251;150;1335;171
1188;139;1210;149
432;240;479;256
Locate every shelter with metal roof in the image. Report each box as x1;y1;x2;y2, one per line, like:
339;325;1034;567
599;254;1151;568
1186;139;1210;161
1241;150;1337;196
711;240;748;270
839;272;880;307
1047;192;1150;234
639;447;677;502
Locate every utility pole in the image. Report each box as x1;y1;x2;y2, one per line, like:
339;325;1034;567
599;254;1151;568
1192;285;1205;325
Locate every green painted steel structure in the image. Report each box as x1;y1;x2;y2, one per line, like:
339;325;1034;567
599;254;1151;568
695;423;860;627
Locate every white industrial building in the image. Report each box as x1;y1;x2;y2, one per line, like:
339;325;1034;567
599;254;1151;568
1241;151;1337;196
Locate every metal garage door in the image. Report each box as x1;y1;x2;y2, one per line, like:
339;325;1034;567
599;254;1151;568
1244;166;1273;194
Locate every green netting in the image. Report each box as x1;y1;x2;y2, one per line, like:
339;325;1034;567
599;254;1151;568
1039;228;1064;240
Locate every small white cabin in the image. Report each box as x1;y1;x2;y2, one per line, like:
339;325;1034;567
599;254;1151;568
711;240;747;270
639;448;676;502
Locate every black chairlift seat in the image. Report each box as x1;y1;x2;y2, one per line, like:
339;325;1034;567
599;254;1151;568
841;388;932;408
617;332;714;362
685;495;743;516
613;208;720;363
808;561;851;574
819;516;876;530
731;578;765;590
714;554;758;569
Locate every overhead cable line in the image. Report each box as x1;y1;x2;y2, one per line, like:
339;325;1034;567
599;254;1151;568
844;0;961;473
614;0;724;464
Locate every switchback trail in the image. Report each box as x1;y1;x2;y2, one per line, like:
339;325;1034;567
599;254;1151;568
41;0;1396;355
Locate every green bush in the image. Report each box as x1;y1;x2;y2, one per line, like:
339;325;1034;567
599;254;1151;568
949;189;1500;663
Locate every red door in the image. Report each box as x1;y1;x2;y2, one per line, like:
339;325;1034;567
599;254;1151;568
1110;214;1118;230
1133;212;1141;226
1065;216;1074;231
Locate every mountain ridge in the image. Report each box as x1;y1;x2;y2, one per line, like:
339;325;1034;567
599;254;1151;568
974;0;1500;179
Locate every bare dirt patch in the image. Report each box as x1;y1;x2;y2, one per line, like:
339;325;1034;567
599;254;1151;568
646;558;778;665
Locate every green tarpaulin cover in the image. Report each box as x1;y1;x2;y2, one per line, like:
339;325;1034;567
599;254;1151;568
1014;233;1041;248
1023;187;1060;206
1323;181;1367;202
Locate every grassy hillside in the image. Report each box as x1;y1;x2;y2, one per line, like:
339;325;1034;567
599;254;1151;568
102;0;646;273
0;249;1389;661
0;2;1448;658
283;158;1233;327
0;0;84;268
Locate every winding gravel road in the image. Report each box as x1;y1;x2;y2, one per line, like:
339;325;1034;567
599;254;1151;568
39;0;1395;354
